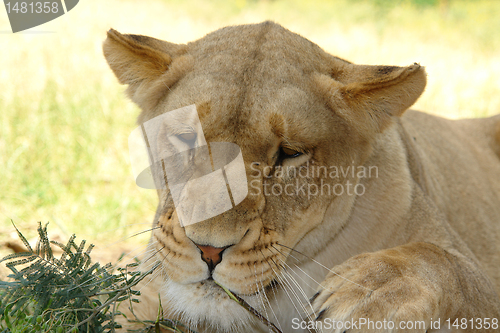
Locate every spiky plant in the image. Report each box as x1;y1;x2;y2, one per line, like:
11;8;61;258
0;222;156;333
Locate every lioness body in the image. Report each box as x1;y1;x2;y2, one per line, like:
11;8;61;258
104;22;500;332
401;112;500;285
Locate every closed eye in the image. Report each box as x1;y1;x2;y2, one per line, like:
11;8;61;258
177;132;197;144
280;146;303;159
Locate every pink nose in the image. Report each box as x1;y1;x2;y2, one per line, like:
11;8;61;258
195;244;228;271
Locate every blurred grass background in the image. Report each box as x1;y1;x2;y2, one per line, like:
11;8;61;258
0;0;499;250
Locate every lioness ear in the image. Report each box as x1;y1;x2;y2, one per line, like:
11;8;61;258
315;63;426;135
103;29;193;110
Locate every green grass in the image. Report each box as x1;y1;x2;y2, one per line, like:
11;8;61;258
0;0;499;251
0;79;157;244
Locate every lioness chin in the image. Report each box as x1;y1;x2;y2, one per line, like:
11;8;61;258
103;21;500;333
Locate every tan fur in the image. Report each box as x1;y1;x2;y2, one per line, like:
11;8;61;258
104;22;500;332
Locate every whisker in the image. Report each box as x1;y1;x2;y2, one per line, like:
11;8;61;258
266;248;311;315
276;243;373;293
267;255;305;319
280;269;311;318
259;250;285;326
266;248;316;318
255;255;284;333
137;243;169;292
270;245;323;291
99;222;155;234
118;226;161;243
252;263;275;333
65;243;163;296
63;244;151;292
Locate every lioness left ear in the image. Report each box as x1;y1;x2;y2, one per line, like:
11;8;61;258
315;63;426;134
103;29;193;111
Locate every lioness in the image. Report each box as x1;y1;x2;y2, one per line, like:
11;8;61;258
103;21;500;332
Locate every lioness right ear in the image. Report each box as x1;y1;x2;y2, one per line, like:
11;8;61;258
103;29;193;110
314;62;426;136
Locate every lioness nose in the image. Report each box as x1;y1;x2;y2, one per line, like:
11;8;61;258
195;244;229;272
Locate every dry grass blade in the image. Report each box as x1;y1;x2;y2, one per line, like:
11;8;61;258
214;281;283;333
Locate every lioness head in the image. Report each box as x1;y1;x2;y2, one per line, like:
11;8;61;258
104;21;425;330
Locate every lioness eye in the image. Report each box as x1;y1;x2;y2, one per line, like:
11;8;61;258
280;146;302;158
177;132;196;143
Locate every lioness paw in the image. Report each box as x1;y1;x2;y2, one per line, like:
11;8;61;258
309;250;440;333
